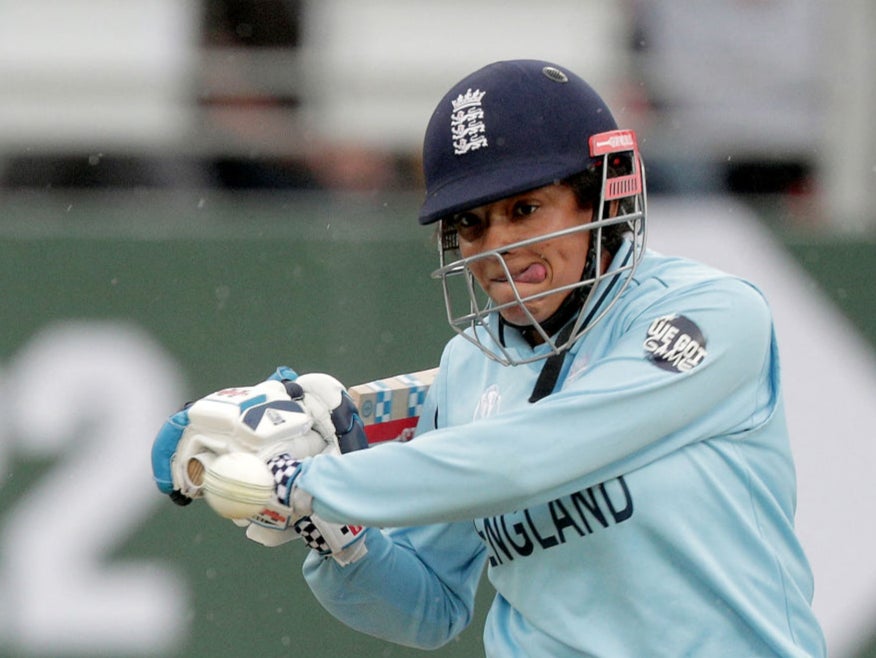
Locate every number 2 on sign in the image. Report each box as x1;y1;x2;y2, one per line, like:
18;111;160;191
0;322;188;656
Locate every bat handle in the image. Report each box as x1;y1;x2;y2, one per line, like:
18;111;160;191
184;452;218;493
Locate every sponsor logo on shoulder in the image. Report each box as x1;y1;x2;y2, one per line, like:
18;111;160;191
643;314;707;373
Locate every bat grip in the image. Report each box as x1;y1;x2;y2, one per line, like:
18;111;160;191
184;452;217;492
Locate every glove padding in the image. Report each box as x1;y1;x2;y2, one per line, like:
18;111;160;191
245;372;370;564
151;366;370;564
151;372;332;503
270;367;369;455
244;452;368;565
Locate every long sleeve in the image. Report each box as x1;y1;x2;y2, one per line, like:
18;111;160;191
299;275;775;528
302;521;486;649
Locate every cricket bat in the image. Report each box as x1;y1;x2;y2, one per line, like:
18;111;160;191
185;367;440;517
348;367;439;444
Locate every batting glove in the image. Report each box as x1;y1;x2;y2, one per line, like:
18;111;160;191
150;369;333;504
292;516;368;566
269;367;369;454
244;451;367;565
151;404;196;506
244;369;370;564
150;366;370;564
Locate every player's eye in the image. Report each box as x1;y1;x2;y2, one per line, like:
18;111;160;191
448;212;485;241
512;201;539;218
450;212;481;228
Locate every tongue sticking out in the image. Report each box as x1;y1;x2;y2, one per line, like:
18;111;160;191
512;263;548;284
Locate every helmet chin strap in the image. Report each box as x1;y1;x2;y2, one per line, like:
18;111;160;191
527;319;577;403
497;241;600;403
499;289;582;348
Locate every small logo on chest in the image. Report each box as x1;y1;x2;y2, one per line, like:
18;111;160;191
473;384;501;421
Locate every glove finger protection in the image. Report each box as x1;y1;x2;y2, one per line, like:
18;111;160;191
247;370;370;563
151;369;333;503
151;405;195;505
270;369;369;454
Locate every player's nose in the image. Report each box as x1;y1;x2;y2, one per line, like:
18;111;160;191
480;215;519;255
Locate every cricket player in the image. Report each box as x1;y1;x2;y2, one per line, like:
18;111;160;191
153;60;826;656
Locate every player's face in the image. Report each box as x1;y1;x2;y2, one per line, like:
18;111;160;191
450;184;593;327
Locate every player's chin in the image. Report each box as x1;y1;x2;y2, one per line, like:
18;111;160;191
501;302;550;327
497;297;559;327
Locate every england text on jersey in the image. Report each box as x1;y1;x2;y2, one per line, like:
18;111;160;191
474;476;634;566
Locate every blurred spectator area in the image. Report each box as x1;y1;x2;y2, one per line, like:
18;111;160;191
0;1;628;192
0;0;200;187
629;0;875;231
630;0;829;195
0;1;632;192
0;0;873;229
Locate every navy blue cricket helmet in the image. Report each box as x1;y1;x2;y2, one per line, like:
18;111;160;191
418;59;620;225
419;60;648;366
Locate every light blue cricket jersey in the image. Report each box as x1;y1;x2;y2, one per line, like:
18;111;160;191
298;241;826;657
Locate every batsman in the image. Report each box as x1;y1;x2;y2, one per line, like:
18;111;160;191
152;60;826;657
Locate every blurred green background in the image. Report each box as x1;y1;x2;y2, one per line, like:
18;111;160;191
1;1;875;655
0;192;477;658
0;192;872;658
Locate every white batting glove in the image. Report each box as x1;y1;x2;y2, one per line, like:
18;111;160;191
151;366;371;564
151;375;334;504
243;452;368;565
292;515;368;566
244;369;371;564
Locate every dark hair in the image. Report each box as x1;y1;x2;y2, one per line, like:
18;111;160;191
562;156;635;255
